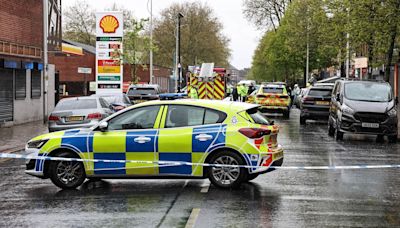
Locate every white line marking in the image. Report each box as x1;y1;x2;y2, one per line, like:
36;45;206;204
185;208;201;228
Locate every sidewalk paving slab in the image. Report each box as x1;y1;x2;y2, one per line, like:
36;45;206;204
0;121;48;152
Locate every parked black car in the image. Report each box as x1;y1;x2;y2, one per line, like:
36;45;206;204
328;79;398;142
300;84;334;124
126;84;161;103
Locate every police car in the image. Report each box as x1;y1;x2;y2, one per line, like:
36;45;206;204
25;100;284;189
247;83;291;118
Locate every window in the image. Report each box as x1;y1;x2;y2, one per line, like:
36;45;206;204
107;106;160;130
242;107;271;125
54;99;98;111
263;87;283;94
165;105;227;128
308;89;332;97
15;70;26;99
204;109;227;125
31;70;41;98
99;98;110;108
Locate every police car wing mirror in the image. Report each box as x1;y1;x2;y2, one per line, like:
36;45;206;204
270;120;275;125
98;121;108;132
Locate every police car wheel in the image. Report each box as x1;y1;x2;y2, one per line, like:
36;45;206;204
49;152;86;189
208;151;247;189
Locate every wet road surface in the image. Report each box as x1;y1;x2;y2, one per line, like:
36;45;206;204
1;109;399;227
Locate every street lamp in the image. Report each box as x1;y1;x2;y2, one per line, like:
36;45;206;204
148;0;153;84
177;13;184;93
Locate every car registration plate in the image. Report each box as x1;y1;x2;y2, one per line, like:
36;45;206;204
316;101;330;105
66;116;84;122
362;122;379;128
272;151;283;160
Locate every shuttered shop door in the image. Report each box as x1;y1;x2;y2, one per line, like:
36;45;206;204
0;68;13;122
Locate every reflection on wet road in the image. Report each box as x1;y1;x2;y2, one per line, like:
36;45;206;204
1;109;399;227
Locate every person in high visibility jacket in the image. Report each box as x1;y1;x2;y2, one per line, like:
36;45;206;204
189;86;199;99
237;84;248;102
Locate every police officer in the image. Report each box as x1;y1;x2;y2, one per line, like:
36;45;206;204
189;86;199;99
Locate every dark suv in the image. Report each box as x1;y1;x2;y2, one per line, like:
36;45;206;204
328;80;398;142
300;84;334;124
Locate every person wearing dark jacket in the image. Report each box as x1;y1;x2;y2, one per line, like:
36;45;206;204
232;86;238;101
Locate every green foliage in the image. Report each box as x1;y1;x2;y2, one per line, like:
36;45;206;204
152;2;230;68
248;0;400;82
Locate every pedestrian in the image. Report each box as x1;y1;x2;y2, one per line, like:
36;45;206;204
189;86;199;99
287;86;293;107
232;85;238;101
248;85;255;95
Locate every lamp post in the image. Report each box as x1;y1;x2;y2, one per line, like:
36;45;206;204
148;0;153;84
177;13;184;93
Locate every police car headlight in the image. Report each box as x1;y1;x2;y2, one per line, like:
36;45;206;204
27;139;49;149
387;108;397;117
342;104;354;115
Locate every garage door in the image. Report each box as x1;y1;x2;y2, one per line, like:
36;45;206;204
0;68;13;122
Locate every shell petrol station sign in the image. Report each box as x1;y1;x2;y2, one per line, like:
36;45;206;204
95;12;123;94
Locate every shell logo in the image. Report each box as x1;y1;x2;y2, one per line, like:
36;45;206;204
99;15;120;33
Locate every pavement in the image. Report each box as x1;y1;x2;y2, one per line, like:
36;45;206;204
0;120;48;152
0;109;400;227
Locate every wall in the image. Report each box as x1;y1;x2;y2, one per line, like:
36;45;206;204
13;70;43;124
0;0;43;47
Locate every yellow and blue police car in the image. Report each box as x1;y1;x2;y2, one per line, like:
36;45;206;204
25;100;284;189
247;83;291;118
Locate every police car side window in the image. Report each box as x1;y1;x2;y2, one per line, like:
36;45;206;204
204;109;226;124
107;106;160;130
166;105;205;128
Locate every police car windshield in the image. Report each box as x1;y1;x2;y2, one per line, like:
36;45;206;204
263;87;283;94
54;99;97;111
128;88;157;95
344;82;392;102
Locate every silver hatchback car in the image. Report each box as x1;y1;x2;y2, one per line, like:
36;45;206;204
48;96;113;132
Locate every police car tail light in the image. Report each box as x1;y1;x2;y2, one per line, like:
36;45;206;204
239;128;271;139
48;115;60;121
87;113;102;120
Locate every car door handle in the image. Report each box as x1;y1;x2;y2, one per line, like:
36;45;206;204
195;134;213;141
134;136;152;143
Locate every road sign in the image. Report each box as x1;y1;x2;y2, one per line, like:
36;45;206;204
78;67;92;74
354;57;368;69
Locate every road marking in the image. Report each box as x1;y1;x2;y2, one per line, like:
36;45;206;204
185;208;201;228
200;183;210;193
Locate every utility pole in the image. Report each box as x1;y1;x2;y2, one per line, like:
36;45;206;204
177;13;184;93
174;18;179;92
43;0;48;124
149;0;153;84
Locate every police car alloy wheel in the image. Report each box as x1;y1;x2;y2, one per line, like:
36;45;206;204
49;151;86;189
208;151;247;189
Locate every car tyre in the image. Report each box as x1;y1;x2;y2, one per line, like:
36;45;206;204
388;135;397;143
208;151;248;189
328;123;335;136
376;135;384;143
334;122;344;141
49;151;86;189
300;117;306;125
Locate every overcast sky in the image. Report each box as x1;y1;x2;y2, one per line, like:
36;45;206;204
63;0;262;69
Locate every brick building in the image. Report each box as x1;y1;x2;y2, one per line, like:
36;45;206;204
0;0;61;125
53;40;172;96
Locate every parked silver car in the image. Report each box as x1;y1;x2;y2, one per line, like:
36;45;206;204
48;96;113;132
91;93;132;112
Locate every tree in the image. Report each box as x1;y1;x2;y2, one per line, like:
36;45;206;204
63;0;96;45
152;2;230;68
243;0;292;30
119;19;153;84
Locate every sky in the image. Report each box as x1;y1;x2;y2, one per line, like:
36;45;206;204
63;0;263;69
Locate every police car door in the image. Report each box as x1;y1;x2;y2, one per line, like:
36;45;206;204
92;105;163;176
157;105;226;177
